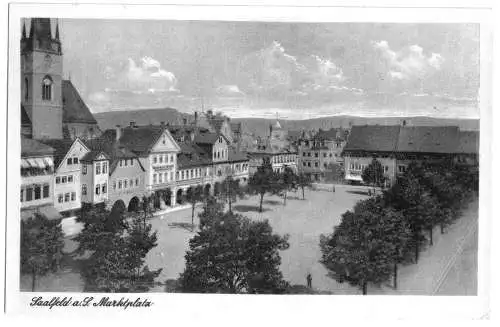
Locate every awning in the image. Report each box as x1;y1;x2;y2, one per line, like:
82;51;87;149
26;158;37;167
34;158;46;169
21;159;31;168
43;157;54;168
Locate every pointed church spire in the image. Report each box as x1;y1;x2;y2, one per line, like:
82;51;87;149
22;21;27;39
55;20;60;40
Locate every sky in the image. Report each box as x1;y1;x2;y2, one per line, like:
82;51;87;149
43;19;480;119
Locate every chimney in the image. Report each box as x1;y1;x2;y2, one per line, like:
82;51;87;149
129;121;135;128
115;125;121;141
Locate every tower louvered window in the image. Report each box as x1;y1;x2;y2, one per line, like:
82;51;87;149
42;76;52;100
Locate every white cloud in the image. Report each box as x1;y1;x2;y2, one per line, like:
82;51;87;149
122;56;178;92
372;40;445;80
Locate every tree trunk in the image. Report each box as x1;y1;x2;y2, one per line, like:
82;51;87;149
191;203;195;229
31;267;36;292
259;193;264;213
362;281;367;295
302;187;305;200
393;264;398;289
284;190;287;205
429;227;433;246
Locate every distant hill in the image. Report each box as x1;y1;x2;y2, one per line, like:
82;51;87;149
233;116;480;138
94;108;192;131
94;109;480;138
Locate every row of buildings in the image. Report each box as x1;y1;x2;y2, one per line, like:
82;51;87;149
20;18;250;220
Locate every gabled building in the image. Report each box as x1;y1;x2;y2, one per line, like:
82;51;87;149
85;130;148;212
80;150;110;205
20;137;59;220
38;138;90;214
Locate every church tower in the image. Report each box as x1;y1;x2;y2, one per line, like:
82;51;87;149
21;18;63;139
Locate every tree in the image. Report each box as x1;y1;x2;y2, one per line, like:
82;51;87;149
75;207;161;292
140;195;154;230
280;166;297;205
320;207;393;295
21;213;64;291
248;159;280;212
220;176;245;213
296;172;312;200
186;186;203;230
362;158;386;193
179;200;290;293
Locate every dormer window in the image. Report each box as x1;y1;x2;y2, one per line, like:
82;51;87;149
42;76;53;100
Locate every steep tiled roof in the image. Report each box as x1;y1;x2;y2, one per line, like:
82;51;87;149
86;130;146;173
117;125;165;156
397;126;460;154
21;137;54;157
38;138;77;168
176;142;212;169
343;125;401;153
228;149;249;162
315;128;348;141
80;150;108;162
62;80;98;124
193;132;223;145
457;131;479;154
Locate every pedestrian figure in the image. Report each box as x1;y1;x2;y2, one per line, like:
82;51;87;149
306;273;312;289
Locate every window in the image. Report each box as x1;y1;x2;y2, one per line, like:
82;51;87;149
159;173;163;183
308;152;311;157
95;163;101;175
153;156;157;164
385;166;389;172
118;180;122;189
303;162;306;166
82;184;87;195
68;175;73;183
315;162;319;167
73;157;79;164
113;181;116;190
102;162;107;174
42;76;52;100
323;153;327;158
308;162;311;167
56;176;61;184
181;171;184;179
124;159;128;167
159;155;163;163
58;194;63;203
170;155;174;163
102;183;107;194
95;185;100;195
176;172;179;180
135;178;139;186
26;187;33;201
82;165;87;175
64;193;70;202
315;153;319;158
124;180;128;188
398;165;407;174
153;174;157;184
191;169;194;178
162;136;166;145
324;163;327;168
120;160;123;167
67;158;72;165
130;159;133;166
24;78;29;100
170;172;174;181
43;184;49;198
61;176;67;183
21;188;24;202
71;192;76;201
